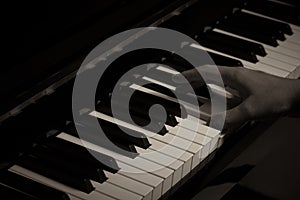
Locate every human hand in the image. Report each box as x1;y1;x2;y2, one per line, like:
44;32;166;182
173;66;300;129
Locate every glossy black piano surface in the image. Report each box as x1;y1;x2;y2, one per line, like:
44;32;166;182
1;0;300;199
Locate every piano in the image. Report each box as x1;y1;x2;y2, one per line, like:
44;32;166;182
1;0;300;199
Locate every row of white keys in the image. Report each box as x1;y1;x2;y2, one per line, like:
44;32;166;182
9;95;217;200
18;142;169;200
9;165;116;200
87;111;207;199
11;128;165;200
90;111;198;181
164;124;211;160
143;138;193;178
190;43;290;77
90;109;217;180
11;147;154;200
57;132;167;200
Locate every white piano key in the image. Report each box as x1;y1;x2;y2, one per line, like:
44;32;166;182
91;181;142;200
278;40;300;52
166;125;211;159
10;165;116;200
149;142;193;179
261;49;300;66
69;195;84;200
149;130;203;168
180;152;193;176
273;46;300;59
145;137;194;178
142;76;176;91
287;65;300;79
136;146;184;186
289;24;300;32
156;66;180;75
104;172;153;200
117;162;163;200
287;33;300;45
245;61;289;77
175;116;220;152
258;56;296;72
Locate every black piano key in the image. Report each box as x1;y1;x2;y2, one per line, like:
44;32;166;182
278;0;300;8
245;0;300;25
160;55;194;72
97;102;168;136
0;183;37;200
162;51;243;70
143;83;206;106
159;1;239;36
80;114;151;149
76;112;151;149
196;34;259;63
227;12;286;41
128;99;179;127
0;171;69;200
202;30;267;56
218;19;279;46
193;85;211;99
129;105;178;127
17;155;95;194
235;11;292;37
140;69;207;105
110;81;187;120
64;123;138;153
115;143;137;153
128;89;186;118
45;136;120;173
31;144;108;183
210;53;243;67
101;120;151;149
166;114;179;126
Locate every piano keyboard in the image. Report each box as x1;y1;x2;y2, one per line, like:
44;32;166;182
2;0;300;199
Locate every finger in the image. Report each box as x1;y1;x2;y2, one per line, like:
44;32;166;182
172;68;205;86
173;65;247;90
209;100;251;131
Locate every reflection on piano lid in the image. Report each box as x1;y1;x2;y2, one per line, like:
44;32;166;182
1;0;300;199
